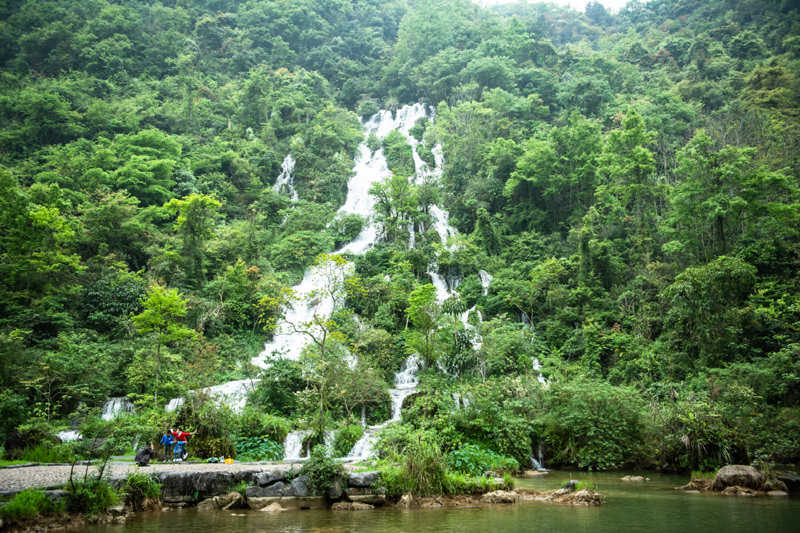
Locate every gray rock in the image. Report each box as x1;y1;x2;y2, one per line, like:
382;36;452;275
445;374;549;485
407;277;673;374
255;469;288;487
248;481;288;498
560;480;579;491
484;471;497;478
287;476;310;498
327;479;343;500
765;479;788;492
347;471;381;488
156;471;234;502
234;470;262;485
712;466;765;492
768;490;789;497
108;504;126;516
42;490;69;502
776;471;800;493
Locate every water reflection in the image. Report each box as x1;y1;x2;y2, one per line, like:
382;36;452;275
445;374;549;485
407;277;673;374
90;471;798;533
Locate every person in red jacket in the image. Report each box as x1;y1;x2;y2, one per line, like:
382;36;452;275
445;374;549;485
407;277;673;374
171;428;195;461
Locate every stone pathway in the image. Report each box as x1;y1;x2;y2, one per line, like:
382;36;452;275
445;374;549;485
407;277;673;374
0;461;298;492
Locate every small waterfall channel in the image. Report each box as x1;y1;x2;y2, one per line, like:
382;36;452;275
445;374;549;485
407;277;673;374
273;154;299;201
164;378;260;413
101;397;135;421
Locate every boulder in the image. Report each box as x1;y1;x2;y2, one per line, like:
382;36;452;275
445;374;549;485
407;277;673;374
768;491;789;497
481;491;520;504
196;492;245;511
332;501;374;511
560;480;579;491
156;471;235;502
764;479;788;492
255;469;288;487
287;476;310;497
108;504;126;517
233;470;262;485
712;466;765;492
396;493;414;508
258;502;286;512
775;471;800;493
621;476;645;482
677;479;713;491
347;471;381;488
327;479;343;500
247;496;327;510
565;489;604;506
247;482;288;498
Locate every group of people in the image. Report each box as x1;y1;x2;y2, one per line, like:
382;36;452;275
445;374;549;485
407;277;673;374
134;427;195;466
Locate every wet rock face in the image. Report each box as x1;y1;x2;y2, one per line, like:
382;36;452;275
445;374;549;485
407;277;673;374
156;471;235;503
712;466;766;492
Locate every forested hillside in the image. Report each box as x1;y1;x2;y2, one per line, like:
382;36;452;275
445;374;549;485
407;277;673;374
1;0;799;472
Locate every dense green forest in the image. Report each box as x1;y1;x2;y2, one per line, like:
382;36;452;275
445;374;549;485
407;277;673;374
1;0;799;473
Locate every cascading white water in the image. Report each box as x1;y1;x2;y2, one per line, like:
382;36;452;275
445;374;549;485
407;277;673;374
254;106;429;367
273;154;299;201
164;379;260;413
283;430;311;460
101;397;135;421
389;354;421;422
345;353;421;460
530;442;547;471
57;430;81;442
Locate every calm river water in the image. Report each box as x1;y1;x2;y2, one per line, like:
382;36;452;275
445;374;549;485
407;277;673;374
89;471;799;532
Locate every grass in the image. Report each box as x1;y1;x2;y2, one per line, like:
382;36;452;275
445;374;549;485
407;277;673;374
11;444;71;464
120;471;161;510
0;489;62;523
691;470;717;480
228;480;250;497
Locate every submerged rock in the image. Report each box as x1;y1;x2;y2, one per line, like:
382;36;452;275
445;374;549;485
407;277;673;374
258;502;286;512
396;493;414;508
332;501;374;511
722;486;758;496
621;475;646;482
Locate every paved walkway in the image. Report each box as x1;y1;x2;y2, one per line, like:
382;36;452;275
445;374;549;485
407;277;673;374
0;461;297;492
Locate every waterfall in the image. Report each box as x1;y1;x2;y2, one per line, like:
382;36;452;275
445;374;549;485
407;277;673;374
101;397;135;421
254;105;430;367
346;427;378;461
530;442;547;471
283;430;311;460
57;430;81;442
273;154;298;201
163;378;259;413
389;354;421;422
345;353;421;460
533;358;548;386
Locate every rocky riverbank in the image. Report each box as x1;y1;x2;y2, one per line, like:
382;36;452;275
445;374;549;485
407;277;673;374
677;465;799;497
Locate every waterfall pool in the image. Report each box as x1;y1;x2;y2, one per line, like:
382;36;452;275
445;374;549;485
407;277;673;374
85;471;798;532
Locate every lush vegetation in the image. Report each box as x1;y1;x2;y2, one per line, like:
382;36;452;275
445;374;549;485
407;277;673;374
1;0;799;480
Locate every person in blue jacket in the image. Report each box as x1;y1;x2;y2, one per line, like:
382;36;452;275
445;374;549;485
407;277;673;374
159;432;174;461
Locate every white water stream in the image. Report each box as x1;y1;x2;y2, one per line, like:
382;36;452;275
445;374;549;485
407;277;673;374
101;397;135;421
273;154;299;201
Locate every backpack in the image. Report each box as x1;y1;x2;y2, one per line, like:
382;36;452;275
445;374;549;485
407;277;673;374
160;434;174;446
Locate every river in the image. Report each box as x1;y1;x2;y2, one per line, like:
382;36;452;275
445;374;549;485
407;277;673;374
88;471;798;532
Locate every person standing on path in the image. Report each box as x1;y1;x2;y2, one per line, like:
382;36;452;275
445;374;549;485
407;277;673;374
159;432;174;461
171;428;195;460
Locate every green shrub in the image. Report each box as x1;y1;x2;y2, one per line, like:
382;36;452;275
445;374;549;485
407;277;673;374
120;471;161;510
542;378;647;469
401;433;447;497
228;480;249;497
0;489;59;523
300;445;346;496
235;436;283;461
17;444;72;464
65;477;119;516
691;470;717;480
332;425;364;458
447;443;520;475
233;408;291;443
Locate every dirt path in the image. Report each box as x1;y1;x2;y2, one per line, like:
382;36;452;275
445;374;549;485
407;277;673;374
0;461;298;492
